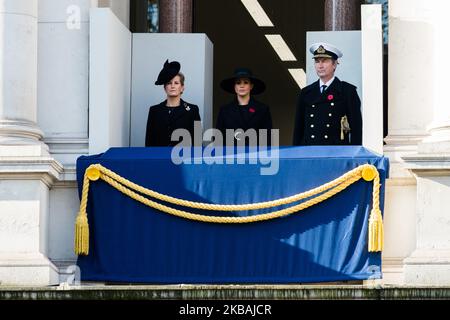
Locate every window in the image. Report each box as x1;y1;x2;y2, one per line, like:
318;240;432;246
147;0;159;32
130;0;159;33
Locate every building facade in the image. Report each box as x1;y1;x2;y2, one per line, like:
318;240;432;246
1;0;449;286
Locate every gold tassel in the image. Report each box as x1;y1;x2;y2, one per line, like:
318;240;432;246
74;167;96;256
368;208;383;252
74;212;89;255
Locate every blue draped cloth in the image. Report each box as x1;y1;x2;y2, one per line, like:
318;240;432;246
76;146;389;284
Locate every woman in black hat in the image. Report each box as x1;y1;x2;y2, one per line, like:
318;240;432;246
145;60;201;147
216;68;272;146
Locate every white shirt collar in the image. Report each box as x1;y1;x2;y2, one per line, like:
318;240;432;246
319;76;335;88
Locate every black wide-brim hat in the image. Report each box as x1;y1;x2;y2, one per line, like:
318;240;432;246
220;68;266;95
155;59;181;85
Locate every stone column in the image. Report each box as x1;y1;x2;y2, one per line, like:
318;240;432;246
159;0;192;33
0;0;47;154
417;3;450;154
0;0;60;285
381;0;437;285
395;0;450;285
324;0;360;30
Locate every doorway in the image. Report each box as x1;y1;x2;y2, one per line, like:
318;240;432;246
193;0;325;145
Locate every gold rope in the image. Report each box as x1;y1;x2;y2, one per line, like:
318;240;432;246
74;163;383;255
87;163;371;211
100;173;361;223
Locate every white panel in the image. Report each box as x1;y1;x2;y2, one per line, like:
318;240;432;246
38;0;92;22
383;183;417;258
416;176;450;249
0;201;40;252
131;33;214;147
0;180;49;253
361;4;384;154
203;38;214;135
48;187;79;261
89;8;131;154
0;0;38;17
388;1;434;136
38;22;89;138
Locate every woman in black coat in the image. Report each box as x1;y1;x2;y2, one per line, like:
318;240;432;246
145;60;201;147
216;68;272;146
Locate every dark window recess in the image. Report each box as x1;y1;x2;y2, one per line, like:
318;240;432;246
148;0;159;32
130;0;159;33
194;0;325;145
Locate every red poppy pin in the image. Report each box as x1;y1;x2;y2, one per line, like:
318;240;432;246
327;94;334;101
249;107;255;113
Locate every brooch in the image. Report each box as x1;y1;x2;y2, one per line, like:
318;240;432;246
249;107;255;113
184;103;190;111
327;94;334;101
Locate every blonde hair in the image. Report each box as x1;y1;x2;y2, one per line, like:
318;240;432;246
177;72;185;85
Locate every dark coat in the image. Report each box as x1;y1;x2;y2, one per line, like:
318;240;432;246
293;77;362;146
216;98;273;146
145;99;201;146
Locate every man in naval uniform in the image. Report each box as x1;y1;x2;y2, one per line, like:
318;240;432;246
292;42;362;146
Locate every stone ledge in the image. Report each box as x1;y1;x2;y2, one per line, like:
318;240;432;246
1;285;450;300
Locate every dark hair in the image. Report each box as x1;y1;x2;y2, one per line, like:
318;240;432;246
164;72;185;86
234;77;253;84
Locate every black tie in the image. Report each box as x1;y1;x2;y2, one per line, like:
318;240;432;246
321;85;327;93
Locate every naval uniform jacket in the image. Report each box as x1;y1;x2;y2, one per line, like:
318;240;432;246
145;99;201;146
292;77;362;146
216;98;273;146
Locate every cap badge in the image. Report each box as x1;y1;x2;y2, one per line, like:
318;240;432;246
317;45;326;54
